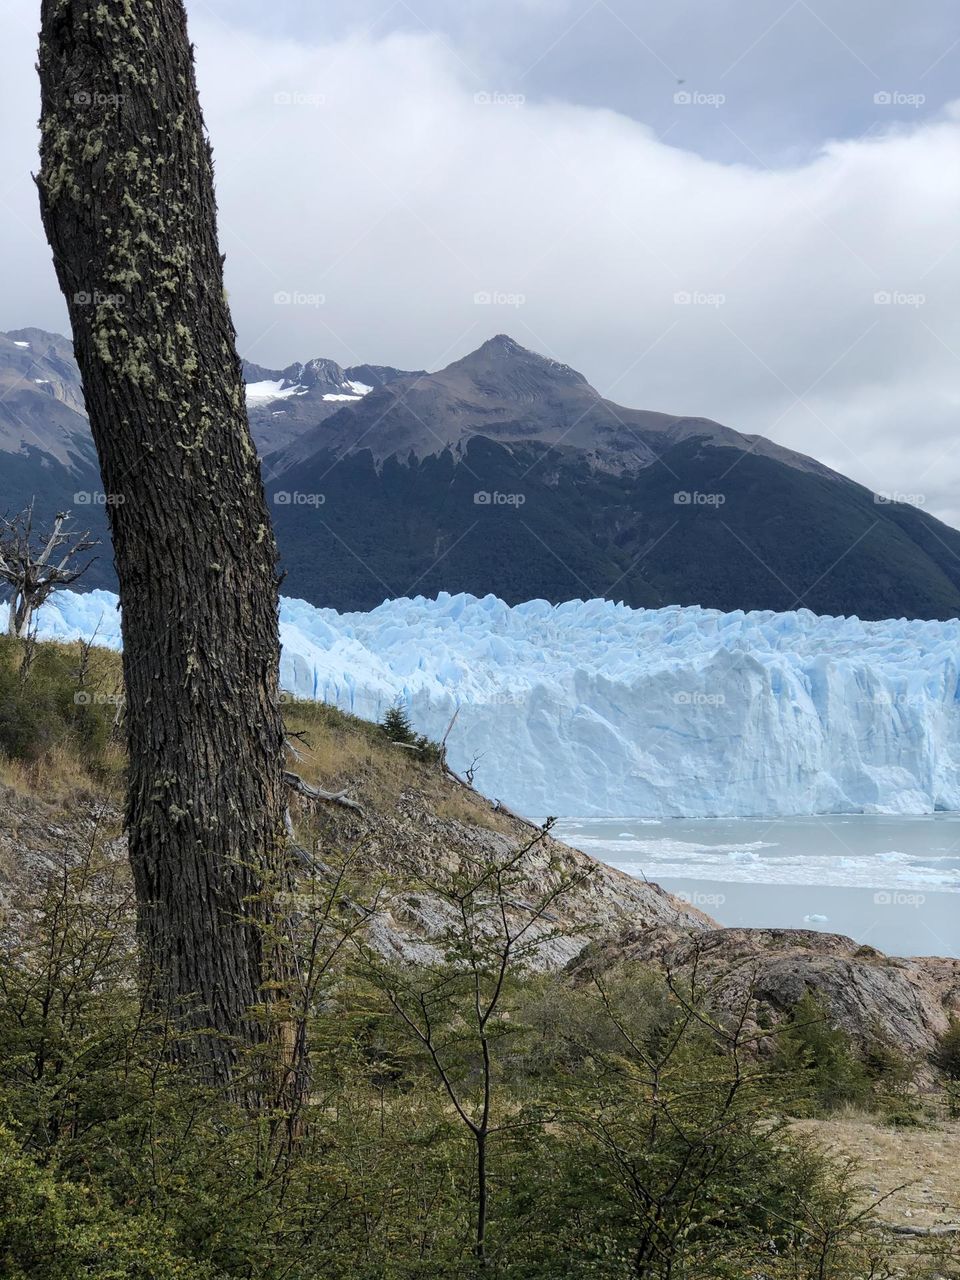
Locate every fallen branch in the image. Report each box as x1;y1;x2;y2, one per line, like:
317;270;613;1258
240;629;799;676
493;797;543;831
283;770;365;817
284;732;309;763
878;1222;960;1237
442;764;543;832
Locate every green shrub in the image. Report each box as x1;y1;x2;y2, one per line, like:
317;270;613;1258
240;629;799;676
0;791;926;1279
863;1037;923;1124
932;1017;960;1080
380;700;417;744
0;634;116;769
773;991;873;1113
379;699;443;761
0;1122;216;1279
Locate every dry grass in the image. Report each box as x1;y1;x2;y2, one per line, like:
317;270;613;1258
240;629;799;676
0;745;122;799
0;753;31;794
0;636;126;798
793;1109;960;1232
283;696;512;834
0;635;512;836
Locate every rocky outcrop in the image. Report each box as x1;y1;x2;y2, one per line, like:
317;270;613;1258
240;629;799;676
0;778;709;970
294;781;714;967
2;771;956;1067
570;923;960;1066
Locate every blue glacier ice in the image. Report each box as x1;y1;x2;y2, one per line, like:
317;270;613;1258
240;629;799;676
33;589;960;820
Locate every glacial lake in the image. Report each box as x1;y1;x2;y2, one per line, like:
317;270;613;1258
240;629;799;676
553;813;960;959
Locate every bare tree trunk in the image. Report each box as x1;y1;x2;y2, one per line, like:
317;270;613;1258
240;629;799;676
36;1;289;1085
0;504;97;637
14;599;32;639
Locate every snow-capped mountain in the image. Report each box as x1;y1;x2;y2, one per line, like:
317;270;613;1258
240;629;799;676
5;326;960;621
0;328;95;470
243;355;424;454
34;588;960;821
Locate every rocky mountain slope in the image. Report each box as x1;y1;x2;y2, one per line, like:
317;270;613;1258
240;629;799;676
244;354;423;454
271;334;831;477
2;675;957;1070
5;327;960;619
571;923;960;1072
0;330;112;588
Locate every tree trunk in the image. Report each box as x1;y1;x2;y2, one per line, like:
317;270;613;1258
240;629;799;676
15;598;32;639
36;0;289;1084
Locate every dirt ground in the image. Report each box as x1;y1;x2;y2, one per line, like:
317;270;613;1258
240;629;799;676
793;1111;960;1280
792;1112;960;1275
793;1112;960;1232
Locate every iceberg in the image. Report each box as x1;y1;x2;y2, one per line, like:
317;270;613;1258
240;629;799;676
33;589;960;821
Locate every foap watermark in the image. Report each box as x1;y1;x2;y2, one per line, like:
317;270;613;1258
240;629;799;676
474;491;526;507
274;290;325;307
673;691;726;708
874;490;926;507
74;691;124;708
74;290;125;308
478;691;527;707
73;491;125;507
674;290;725;308
674;89;726;108
874;90;925;109
869;690;927;709
874;290;925;308
274;491;325;508
274;90;325;108
675;889;727;908
873;890;926;907
73;90;124;109
474;290;526;308
474;90;525;107
674;491;725;507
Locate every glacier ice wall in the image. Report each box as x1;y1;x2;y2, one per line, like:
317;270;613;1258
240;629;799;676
34;589;960;820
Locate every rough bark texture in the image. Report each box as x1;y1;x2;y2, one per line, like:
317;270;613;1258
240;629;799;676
36;0;288;1080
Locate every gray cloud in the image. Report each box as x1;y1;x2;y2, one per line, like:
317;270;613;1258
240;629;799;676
2;2;960;527
193;0;960;161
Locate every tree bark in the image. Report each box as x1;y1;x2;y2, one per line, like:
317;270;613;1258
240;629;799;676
37;0;289;1084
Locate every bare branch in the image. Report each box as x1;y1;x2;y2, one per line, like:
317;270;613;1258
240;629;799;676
0;504;99;637
283;770;365;817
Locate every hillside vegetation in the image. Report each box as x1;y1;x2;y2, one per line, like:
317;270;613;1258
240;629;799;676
0;636;958;1277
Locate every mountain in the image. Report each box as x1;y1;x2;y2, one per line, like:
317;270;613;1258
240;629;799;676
274;334;829;477
4;327;960;620
243;355;424;454
265;334;960;619
0;329;114;589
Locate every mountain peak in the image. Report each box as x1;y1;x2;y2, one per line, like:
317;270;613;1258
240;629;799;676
479;333;527;355
451;334;589;389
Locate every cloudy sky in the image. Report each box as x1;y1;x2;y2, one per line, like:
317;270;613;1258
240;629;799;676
3;1;960;522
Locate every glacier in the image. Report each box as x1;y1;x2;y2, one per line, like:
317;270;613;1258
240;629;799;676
32;588;960;821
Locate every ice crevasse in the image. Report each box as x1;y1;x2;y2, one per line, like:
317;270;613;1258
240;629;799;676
34;588;960;820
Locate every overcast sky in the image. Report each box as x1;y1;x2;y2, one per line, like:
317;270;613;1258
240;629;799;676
3;1;960;523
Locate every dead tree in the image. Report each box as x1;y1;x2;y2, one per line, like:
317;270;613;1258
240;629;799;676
37;1;291;1087
0;503;97;638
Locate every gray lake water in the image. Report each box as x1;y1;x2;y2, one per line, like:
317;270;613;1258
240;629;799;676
553;814;960;958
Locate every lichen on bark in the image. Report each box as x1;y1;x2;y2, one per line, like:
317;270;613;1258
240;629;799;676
36;0;291;1089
